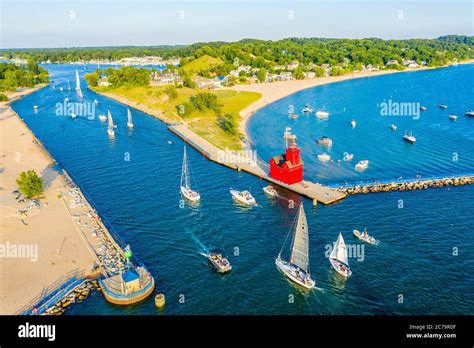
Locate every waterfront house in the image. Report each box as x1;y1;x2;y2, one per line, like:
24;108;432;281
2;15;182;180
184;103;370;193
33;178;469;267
98;76;111;87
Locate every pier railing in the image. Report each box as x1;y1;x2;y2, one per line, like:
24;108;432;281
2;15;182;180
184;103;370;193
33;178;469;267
325;173;474;189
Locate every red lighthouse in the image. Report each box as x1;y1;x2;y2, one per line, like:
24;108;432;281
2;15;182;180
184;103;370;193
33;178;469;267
269;129;304;185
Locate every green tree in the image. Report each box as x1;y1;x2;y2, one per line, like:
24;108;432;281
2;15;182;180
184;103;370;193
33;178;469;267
219;113;238;135
84;72;99;87
257;68;266;82
165;85;178;99
292;66;305;80
16;170;44;199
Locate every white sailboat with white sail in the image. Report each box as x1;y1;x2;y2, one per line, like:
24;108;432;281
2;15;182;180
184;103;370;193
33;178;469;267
180;146;200;202
75;70;83;99
107;110;115;137
127;108;134;128
275;204;315;290
329;232;352;277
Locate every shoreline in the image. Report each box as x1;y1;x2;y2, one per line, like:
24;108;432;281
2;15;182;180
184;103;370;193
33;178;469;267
228;60;474;142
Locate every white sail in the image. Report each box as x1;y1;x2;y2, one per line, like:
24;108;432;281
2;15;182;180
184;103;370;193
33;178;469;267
181;146;190;189
107;110;114;131
289;204;309;272
75;70;83;98
127;108;134;128
330;233;349;266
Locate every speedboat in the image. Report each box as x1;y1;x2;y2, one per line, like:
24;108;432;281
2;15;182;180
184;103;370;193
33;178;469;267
315;110;329;119
353;228;377;245
351;119;356;128
207;250;232;273
98;114;107;122
403;130;416;143
263;185;278;197
230;189;256;205
316;136;333;147
420;106;427;111
343;152;354;161
439;104;448;109
317;153;331;162
301;104;313;113
465;109;474;117
390;124;397;131
329;232;352;278
449;114;457;121
355;160;369;171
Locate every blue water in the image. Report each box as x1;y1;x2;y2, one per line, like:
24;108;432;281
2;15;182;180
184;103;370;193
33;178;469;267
248;64;474;184
11;64;474;315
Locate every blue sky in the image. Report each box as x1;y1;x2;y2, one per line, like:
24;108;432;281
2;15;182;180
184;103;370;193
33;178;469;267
1;0;473;48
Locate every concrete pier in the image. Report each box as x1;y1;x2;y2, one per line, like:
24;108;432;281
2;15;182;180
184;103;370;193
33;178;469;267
168;124;347;205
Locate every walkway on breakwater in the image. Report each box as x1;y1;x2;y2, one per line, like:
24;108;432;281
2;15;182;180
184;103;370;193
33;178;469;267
168;123;347;205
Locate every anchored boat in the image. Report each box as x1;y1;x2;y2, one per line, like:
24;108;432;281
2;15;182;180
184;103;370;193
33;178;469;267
206;249;232;273
230;189;256;205
275;204;315;290
329;232;352;278
180;146;200;202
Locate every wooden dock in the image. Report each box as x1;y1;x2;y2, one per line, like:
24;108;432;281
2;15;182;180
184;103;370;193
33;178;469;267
168;124;347;205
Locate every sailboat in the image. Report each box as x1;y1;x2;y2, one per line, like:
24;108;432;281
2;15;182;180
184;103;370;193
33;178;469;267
275;204;315;289
329;232;352;277
180;146;200;202
127;108;134;128
107;110;115;137
75;70;83;99
67;80;71;91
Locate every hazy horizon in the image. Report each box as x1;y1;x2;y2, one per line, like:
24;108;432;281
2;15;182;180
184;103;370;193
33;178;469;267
1;0;473;49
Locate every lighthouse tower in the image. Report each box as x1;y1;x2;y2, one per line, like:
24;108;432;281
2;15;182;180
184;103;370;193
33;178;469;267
269;130;304;185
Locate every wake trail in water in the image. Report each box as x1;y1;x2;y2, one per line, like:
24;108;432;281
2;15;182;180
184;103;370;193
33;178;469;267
187;229;208;254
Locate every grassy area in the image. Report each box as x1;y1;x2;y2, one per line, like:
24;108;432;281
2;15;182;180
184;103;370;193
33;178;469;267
181;55;223;74
95;85;261;150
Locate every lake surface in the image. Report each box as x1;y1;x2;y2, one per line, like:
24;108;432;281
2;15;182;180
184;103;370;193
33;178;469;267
11;64;474;315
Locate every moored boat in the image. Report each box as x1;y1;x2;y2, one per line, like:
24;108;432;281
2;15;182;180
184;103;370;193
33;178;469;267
329;232;352;278
263;185;278;197
230;189;256;205
207;249;232;273
317;153;331;162
275;204;315;289
353;228;377;245
316;136;333;147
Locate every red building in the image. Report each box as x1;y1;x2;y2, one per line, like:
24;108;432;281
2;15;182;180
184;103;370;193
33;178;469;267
269;136;304;185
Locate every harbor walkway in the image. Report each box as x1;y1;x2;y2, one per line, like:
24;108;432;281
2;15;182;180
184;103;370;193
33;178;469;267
168;124;347;205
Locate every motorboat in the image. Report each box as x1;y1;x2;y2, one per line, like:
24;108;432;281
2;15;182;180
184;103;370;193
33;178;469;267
98;114;106;122
207;249;232;273
420;106;427;111
448;114;457;121
390;124;397;131
315;110;329;119
329;232;352;278
289;113;298;119
275;204;315;290
71;113;77;119
316;136;332;147
355;160;369;171
301;104;313;113
180;146;200;203
33;105;38;110
343;152;354;161
351;119;356;128
403;130;416;143
263;185;278;197
230;189;256;205
465;109;474;117
439;104;448;109
353;228;377;245
94;99;99;105
317;153;331;162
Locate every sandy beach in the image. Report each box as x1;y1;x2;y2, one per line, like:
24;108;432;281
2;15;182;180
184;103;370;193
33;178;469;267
229;60;474;140
0;97;96;314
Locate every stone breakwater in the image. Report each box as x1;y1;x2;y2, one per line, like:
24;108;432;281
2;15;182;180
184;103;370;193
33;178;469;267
335;176;473;195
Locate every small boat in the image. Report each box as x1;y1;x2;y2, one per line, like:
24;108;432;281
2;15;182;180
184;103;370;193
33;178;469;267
64;97;69;102
351;119;356;128
275;204;315;290
94;99;99;105
316;136;332;147
439;104;448;109
329;233;352;277
98;114;106;122
127;108;134;128
289;113;298;119
180;146;200;202
403;130;416;143
71;113;77;119
353;228;377;245
230;189;256;206
75;70;83;99
263;185;278;197
33;105;38;110
390;124;397;131
343;152;354;161
317;153;331;162
301;104;313;113
315;110;329;119
67;80;71;91
107;110;115;137
449;114;457;121
465;109;474;117
420;106;427;111
207;249;232;273
355;160;369;171
59;86;64;92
